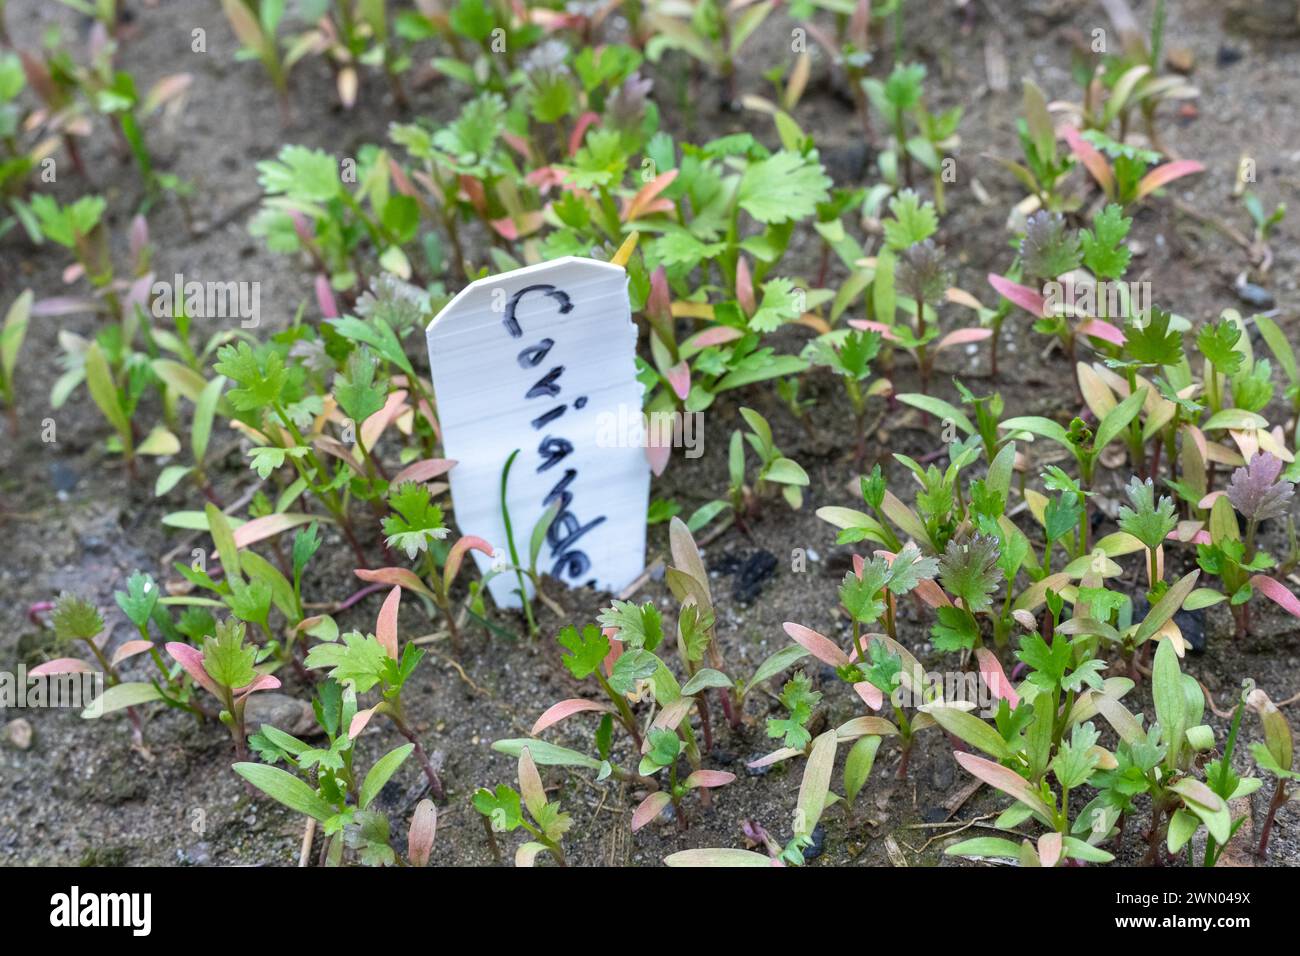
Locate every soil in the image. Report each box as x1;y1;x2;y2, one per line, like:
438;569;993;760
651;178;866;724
0;0;1297;868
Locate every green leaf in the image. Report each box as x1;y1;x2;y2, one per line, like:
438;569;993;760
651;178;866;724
84;342;130;445
333;347;387;426
1079;204;1132;280
304;632;389;693
1094;386;1147;451
998;415;1071;447
882;190;938;249
1151;637;1187;766
844;734;882;805
491;738;602;770
202;619;257;689
1195;318;1244;377
597;600;664;651
931;605;979;652
1124;308;1183;367
794;730;836;837
234;762;336;822
557;624;610;680
359;744;413;809
738;151;831;225
256;144;339;202
896;393;975;435
745;645;810;694
749;277;802;333
382;481;449;560
115;571;160;629
1135;569;1199;644
945;837;1023;860
82;681;164;718
680;668;733;695
926;705;1012;760
213;341;287;411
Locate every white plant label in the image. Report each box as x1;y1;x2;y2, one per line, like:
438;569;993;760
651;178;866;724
425;256;650;608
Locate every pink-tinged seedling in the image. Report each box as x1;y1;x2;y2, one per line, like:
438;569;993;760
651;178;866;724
166;619;280;762
1246;688;1298;859
236;679;422;866
472;748;571;867
304;586;444;800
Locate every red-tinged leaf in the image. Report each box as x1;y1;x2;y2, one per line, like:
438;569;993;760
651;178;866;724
853;680;884;711
501;132;530;159
975;647;1020;707
987;273;1046;317
645;439;671;477
915;579;953;608
852;553;866;577
954;750;1054;820
1063;125;1115;199
233;513;320;549
934;327;993;352
651;698;694;734
1135;160;1205;201
518;748;546;818
315;274;338;318
682;326;743;352
349;705;379;739
128;214;148;260
31;296;100;317
361;389;410;451
684;770;736;789
30;657;95;676
1251;576;1300;619
647;267;672;324
567;111;599;158
407;799;437;866
142;73;193;114
489;211;544;240
391;458;456;484
375;586;401;659
110;640;155;667
1170;526;1211;545
234;673;281;701
389;157;417;198
632;791;673;831
1038;831;1062;868
415;397;441;442
525;166;567;192
622;169;678;222
746;748;802;768
530;698;616;736
736;256;756;315
848;319;902;342
490;217;520;240
165;642;221;697
355;567;436;601
845;642;885;710
1076;319;1125;346
837;716;899;739
666;360;690;400
443;535;494;591
783;622;850;668
602;629;622;677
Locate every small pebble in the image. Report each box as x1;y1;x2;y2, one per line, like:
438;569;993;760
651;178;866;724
5;718;32;750
1235;281;1274;309
801;824;827;862
1216;45;1243;67
1166;47;1195;74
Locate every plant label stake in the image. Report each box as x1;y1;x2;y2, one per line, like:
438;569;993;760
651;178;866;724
426;257;650;608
